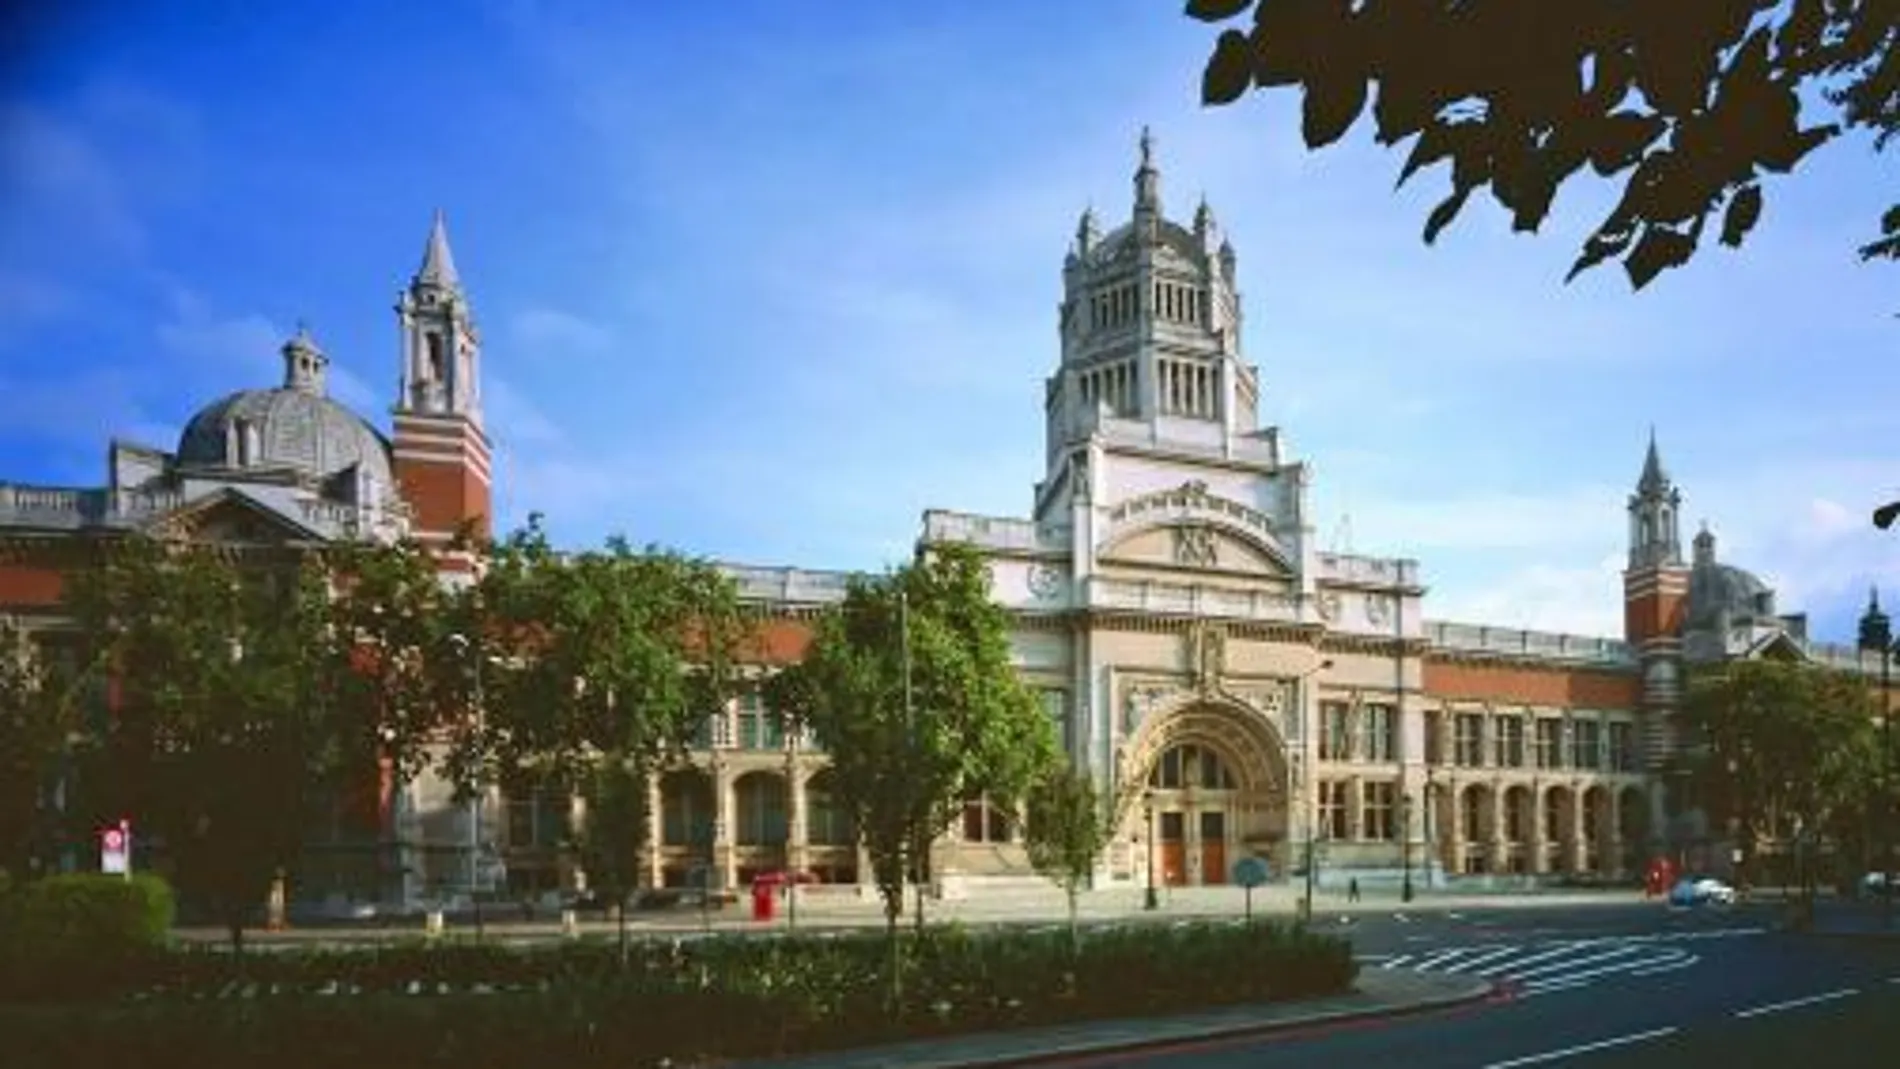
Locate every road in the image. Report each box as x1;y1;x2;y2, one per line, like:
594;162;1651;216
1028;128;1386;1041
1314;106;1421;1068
1041;903;1900;1068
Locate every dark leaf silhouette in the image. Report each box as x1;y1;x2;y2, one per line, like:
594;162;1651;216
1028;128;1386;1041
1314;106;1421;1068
1720;184;1764;247
1185;0;1253;22
1189;0;1896;288
1625;226;1697;290
1202;29;1256;104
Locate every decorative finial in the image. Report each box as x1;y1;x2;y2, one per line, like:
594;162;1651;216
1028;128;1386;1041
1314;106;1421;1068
1139;125;1153;168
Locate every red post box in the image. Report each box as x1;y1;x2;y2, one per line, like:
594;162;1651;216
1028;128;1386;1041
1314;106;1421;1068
751;877;776;922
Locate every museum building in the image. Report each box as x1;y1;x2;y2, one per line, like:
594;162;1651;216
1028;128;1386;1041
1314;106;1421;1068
0;138;1877;908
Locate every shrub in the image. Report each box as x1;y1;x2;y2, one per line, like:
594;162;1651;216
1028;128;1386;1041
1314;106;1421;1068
0;918;1357;1065
0;873;176;1000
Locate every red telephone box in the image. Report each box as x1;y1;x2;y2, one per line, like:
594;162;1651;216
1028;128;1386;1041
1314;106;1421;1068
750;876;777;922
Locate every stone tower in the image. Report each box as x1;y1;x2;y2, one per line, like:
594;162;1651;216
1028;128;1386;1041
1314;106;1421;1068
392;211;492;555
1042;127;1256;490
1622;431;1689;848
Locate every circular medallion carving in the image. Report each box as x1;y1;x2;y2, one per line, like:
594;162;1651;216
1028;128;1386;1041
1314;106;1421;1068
1366;594;1393;626
1027;564;1066;600
1316;591;1341;622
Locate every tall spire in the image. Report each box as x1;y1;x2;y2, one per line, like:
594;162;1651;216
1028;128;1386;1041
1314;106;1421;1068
1133;125;1160;218
415;209;461;291
1637;425;1669;494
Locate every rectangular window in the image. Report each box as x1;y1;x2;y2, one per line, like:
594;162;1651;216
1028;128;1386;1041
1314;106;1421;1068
1361;704;1396;763
736;690;780;750
1455;713;1484;766
1425;711;1445;765
1535;720;1563;769
1573;720;1602;771
1495;717;1525;768
1320;701;1351;761
1319;781;1349;840
1363;781;1396;841
1608;722;1635;772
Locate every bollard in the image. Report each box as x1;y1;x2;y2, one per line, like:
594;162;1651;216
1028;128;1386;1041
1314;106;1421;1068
561;909;579;939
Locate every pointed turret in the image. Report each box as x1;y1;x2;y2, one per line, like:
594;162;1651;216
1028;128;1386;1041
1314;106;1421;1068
415;210;461;292
1628;430;1682;568
1637;426;1669;494
281;321;328;395
1133;126;1161;234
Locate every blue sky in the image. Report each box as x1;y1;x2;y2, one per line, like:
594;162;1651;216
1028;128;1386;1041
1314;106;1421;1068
2;0;1895;644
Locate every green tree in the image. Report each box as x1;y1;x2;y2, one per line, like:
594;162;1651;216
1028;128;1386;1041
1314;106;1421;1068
469;515;746;958
65;539;339;951
1191;0;1897;289
1680;658;1878;886
765;543;1060;1004
1023;762;1110;954
0;623;90;879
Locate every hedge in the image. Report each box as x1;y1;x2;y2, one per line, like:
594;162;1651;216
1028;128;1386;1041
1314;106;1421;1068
0;872;176;1000
0;920;1356;1067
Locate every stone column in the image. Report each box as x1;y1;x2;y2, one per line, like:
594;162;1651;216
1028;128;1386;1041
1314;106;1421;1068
713;764;735;891
1606;789;1624;878
787;763;808;874
1567;783;1587;874
1347;777;1365;841
644;777;663;889
1527;783;1546;876
1444;779;1464;875
1488;781;1507;874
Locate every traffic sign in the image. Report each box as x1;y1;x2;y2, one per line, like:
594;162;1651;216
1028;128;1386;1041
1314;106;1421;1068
1233;856;1271;888
100;820;131;877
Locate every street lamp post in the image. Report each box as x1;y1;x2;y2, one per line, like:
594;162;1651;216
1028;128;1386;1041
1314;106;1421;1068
448;631;489;941
1401;794;1415;903
1143;792;1159;911
1860;588;1895;931
1292;657;1335;923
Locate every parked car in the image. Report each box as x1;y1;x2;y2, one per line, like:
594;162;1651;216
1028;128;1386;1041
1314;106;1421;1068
1862;871;1897;897
1668;875;1736;907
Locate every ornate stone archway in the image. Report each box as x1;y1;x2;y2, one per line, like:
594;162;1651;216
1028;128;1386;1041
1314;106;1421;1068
1115;694;1291;886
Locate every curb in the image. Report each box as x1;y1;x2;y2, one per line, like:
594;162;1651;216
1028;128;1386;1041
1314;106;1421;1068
814;975;1506;1069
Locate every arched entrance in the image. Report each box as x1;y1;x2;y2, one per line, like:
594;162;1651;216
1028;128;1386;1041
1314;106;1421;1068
1122;698;1289;887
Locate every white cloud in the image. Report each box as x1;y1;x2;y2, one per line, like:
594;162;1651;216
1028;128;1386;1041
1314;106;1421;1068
509;306;611;356
152;295;378;413
1428;557;1628;638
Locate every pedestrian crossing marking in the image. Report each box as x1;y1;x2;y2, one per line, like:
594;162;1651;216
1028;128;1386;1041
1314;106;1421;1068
1377;930;1755;998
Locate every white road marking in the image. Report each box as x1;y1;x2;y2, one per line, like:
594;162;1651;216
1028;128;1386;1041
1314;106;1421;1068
1512;949;1690;990
1627;954;1699;977
1472;942;1589;977
1516;976;1595;997
1435;945;1520;973
1410;947;1479;971
1481;1026;1679;1069
1506;944;1649;982
1733;988;1859;1019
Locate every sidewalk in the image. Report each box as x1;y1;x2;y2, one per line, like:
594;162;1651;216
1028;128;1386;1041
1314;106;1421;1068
174;886;1653;945
730;968;1496;1069
174;886;1650;945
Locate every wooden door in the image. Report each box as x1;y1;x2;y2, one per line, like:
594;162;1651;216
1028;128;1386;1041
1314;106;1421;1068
1200;811;1227;885
1160;812;1187;886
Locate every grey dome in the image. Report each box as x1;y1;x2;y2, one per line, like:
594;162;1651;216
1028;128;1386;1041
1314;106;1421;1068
176;387;393;490
1686;562;1777;630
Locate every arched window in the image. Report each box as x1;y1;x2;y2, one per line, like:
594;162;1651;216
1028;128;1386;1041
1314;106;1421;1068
1149;743;1235;790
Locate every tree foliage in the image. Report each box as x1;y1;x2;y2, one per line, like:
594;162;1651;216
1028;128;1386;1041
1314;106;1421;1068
465;514;746;949
1190;0;1898;288
0;622;88;878
63;539;343;948
1680;658;1882;879
764;543;1060;997
1023;761;1110;952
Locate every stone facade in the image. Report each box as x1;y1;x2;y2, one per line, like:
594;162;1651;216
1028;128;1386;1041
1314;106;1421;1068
1;137;1885;909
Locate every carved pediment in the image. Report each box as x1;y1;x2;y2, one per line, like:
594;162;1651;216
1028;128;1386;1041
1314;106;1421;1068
1102;522;1289;577
146;490;322;546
